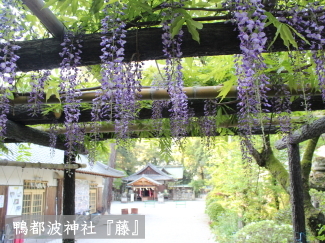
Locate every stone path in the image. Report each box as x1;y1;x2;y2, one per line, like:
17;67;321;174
25;199;216;243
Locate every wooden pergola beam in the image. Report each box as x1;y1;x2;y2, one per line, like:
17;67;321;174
0;159;86;169
22;0;66;37
5;120;87;154
15;23;312;72
11;85;321;105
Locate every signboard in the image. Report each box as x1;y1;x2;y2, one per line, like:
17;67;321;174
75;179;89;214
7;186;23;215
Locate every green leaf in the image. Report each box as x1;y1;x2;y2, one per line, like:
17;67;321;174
44;80;61;102
186;19;200;43
108;0;119;4
185;57;193;69
217;77;236;101
5;89;14;100
171;17;185;38
287;25;311;46
90;0;104;14
137;2;152;13
265;11;307;50
188;19;203;30
43;0;58;9
280;24;298;49
71;0;78;14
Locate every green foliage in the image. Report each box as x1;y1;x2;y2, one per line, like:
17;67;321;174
265;12;310;50
16;144;32;162
310;189;325;212
273;206;292;225
206;201;225;222
211;210;240;243
205;195;219;208
113;178;123;189
189;178;206;196
170;8;203;43
233;220;293;243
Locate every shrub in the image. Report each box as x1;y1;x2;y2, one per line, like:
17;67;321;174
233;220;292;243
212;210;240;243
206;201;225;222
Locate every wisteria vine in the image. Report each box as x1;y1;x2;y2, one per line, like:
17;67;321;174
0;0;23;142
160;2;189;139
3;0;325;156
28;70;51;116
93;1;142;144
59;31;84;157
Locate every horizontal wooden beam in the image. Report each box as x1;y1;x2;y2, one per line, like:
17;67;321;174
34;116;312;134
7;96;325;126
22;0;66;37
11;85;321;105
15;23;310;72
5;120;87;154
0;159;86;169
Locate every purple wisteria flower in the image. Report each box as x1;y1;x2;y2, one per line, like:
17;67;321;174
59;31;84;156
92;1;142;143
28;70;51;116
231;0;270;137
275;3;325;103
159;2;189;139
0;0;24;141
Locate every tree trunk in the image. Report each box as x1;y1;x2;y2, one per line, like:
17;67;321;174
287;143;307;243
107;143;117;214
102;143;117;214
300;136;325;243
245;136;325;241
275;116;325;150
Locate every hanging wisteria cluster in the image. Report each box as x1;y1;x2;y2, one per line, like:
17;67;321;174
155;2;189;139
277;2;325;102
3;0;325;156
0;0;23;142
91;1;142;144
59;31;84;156
199;99;217;137
229;0;270;159
232;0;270;135
28;70;51;116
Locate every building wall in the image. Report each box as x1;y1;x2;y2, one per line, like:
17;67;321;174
0;166;57;186
0;167;105;220
0;185;8;230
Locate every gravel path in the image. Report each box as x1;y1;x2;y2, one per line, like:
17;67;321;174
80;199;216;243
25;199;216;243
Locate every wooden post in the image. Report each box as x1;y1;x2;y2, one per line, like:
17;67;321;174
288;143;307;243
63;152;76;243
102;143;117;214
107;143;117;214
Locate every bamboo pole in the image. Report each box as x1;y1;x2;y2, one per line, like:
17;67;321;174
0;159;86;169
12;85;321;105
22;0;66;37
33;116;313;134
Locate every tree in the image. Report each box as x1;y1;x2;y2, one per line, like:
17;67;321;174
243;134;325;241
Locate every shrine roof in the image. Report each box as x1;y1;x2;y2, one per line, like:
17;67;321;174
123;163;175;181
127;174;162;186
